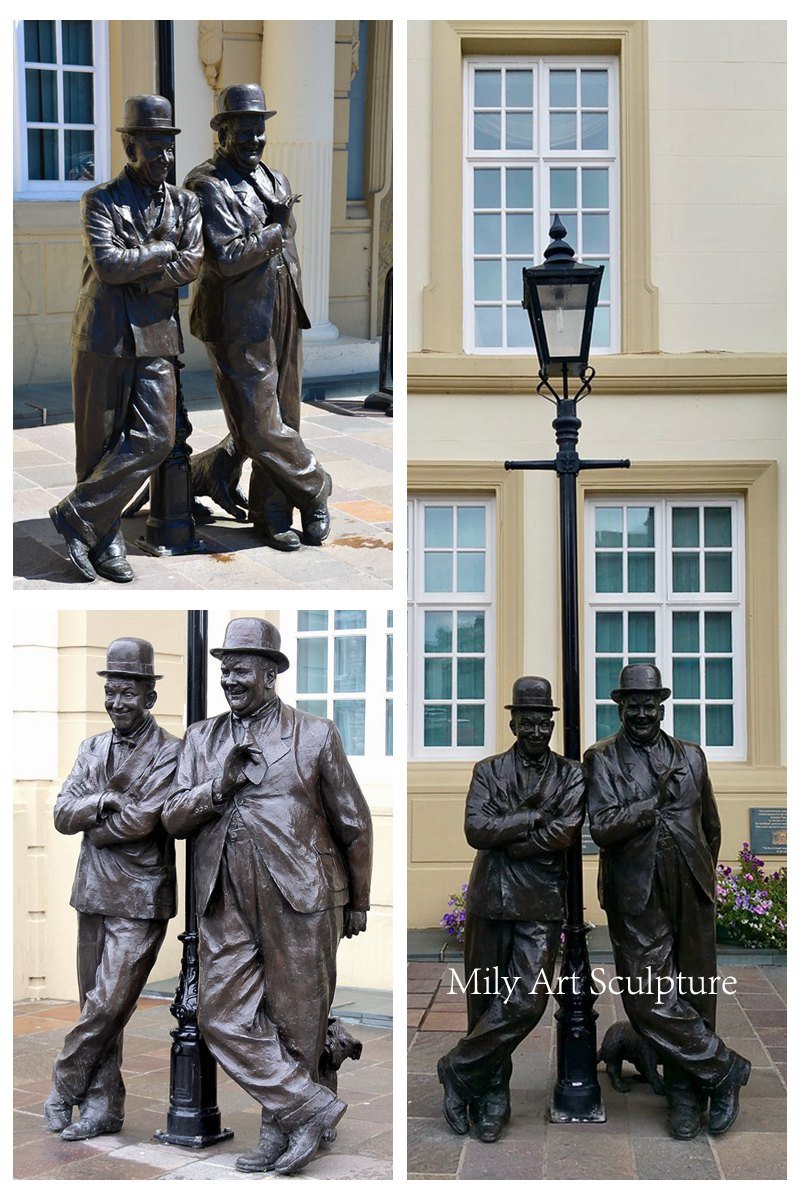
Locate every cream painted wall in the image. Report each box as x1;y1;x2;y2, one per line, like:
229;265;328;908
14;610;393;1000
407;20;786;358
649;21;786;353
407;21;433;355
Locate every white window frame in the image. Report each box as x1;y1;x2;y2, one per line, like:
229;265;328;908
584;495;747;761
463;54;620;356
281;607;393;771
14;19;110;201
408;495;496;761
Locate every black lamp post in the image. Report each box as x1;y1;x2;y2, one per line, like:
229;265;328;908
506;215;630;1122
154;611;233;1147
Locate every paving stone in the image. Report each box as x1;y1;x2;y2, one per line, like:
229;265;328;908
714;1130;787;1180
631;1135;721;1179
545;1125;636;1179
459;1135;545;1179
407;1118;464;1177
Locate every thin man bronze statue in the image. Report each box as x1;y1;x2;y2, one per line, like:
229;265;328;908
45;639;178;1139
585;663;750;1139
50;96;203;584
437;677;584;1142
162;618;372;1174
184;84;332;551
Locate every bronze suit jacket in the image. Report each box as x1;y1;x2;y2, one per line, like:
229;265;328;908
585;731;721;916
184;152;311;347
71;169;203;358
464;746;585;922
162;701;372;917
54;719;179;920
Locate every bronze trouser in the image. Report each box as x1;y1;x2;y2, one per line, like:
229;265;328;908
607;834;733;1091
197;825;342;1131
446;915;562;1101
248;265;303;521
53;913;167;1118
60;351;177;551
205;304;324;516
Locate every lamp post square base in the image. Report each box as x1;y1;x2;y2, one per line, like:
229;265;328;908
549;1100;606;1124
153;1126;234;1148
135;535;208;557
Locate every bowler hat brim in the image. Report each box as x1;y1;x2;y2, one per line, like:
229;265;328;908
504;702;559;712
610;686;671;702
97;669;163;680
211;645;289;673
115;124;181;135
210;109;277;130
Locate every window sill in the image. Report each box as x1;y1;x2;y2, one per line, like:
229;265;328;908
408;350;787;395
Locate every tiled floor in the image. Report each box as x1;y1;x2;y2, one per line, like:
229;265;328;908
408;960;786;1180
14;999;392;1180
13;377;393;591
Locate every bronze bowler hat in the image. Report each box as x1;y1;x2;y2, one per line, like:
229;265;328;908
211;617;289;673
116;95;181;135
97;637;162;680
504;676;559;712
610;663;671;702
210;83;277;130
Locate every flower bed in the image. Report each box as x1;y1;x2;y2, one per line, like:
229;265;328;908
716;843;787;950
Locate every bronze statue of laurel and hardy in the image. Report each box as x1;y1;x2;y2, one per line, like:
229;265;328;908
438;666;751;1144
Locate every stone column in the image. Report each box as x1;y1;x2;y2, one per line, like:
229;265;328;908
261;21;338;341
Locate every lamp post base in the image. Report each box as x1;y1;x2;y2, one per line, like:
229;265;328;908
136;534;207;558
549;1091;606;1124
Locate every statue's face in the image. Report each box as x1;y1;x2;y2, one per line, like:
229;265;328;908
619;691;664;745
220;653;277;717
104;676;154;734
509;708;554;760
220;115;266;175
127;132;175;188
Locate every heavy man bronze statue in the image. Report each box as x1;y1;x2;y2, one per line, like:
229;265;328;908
45;639;179;1139
184;85;332;552
437;677;584;1142
162;618;372;1174
585;663;750;1139
50;96;203;584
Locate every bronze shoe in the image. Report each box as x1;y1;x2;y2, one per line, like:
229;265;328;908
437;1057;470;1135
44;1087;73;1133
272;1096;347;1175
49;507;95;582
61;1115;123;1140
708;1052;751;1135
235;1122;289;1172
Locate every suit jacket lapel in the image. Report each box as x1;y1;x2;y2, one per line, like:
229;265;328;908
616;734;656;799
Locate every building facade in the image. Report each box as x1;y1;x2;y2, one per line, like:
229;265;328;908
407;20;786;927
13;18;392;386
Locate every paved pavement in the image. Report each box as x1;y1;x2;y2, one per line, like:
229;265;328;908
13;372;393;591
408;960;786;1180
14;999;392;1180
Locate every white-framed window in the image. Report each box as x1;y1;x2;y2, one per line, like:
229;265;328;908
408;496;495;759
585;496;746;760
282;608;393;763
464;56;619;355
14;19;110;200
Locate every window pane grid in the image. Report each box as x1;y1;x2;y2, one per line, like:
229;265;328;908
466;56;618;353
293;609;392;758
22;20;98;185
587;496;744;759
410;497;495;758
